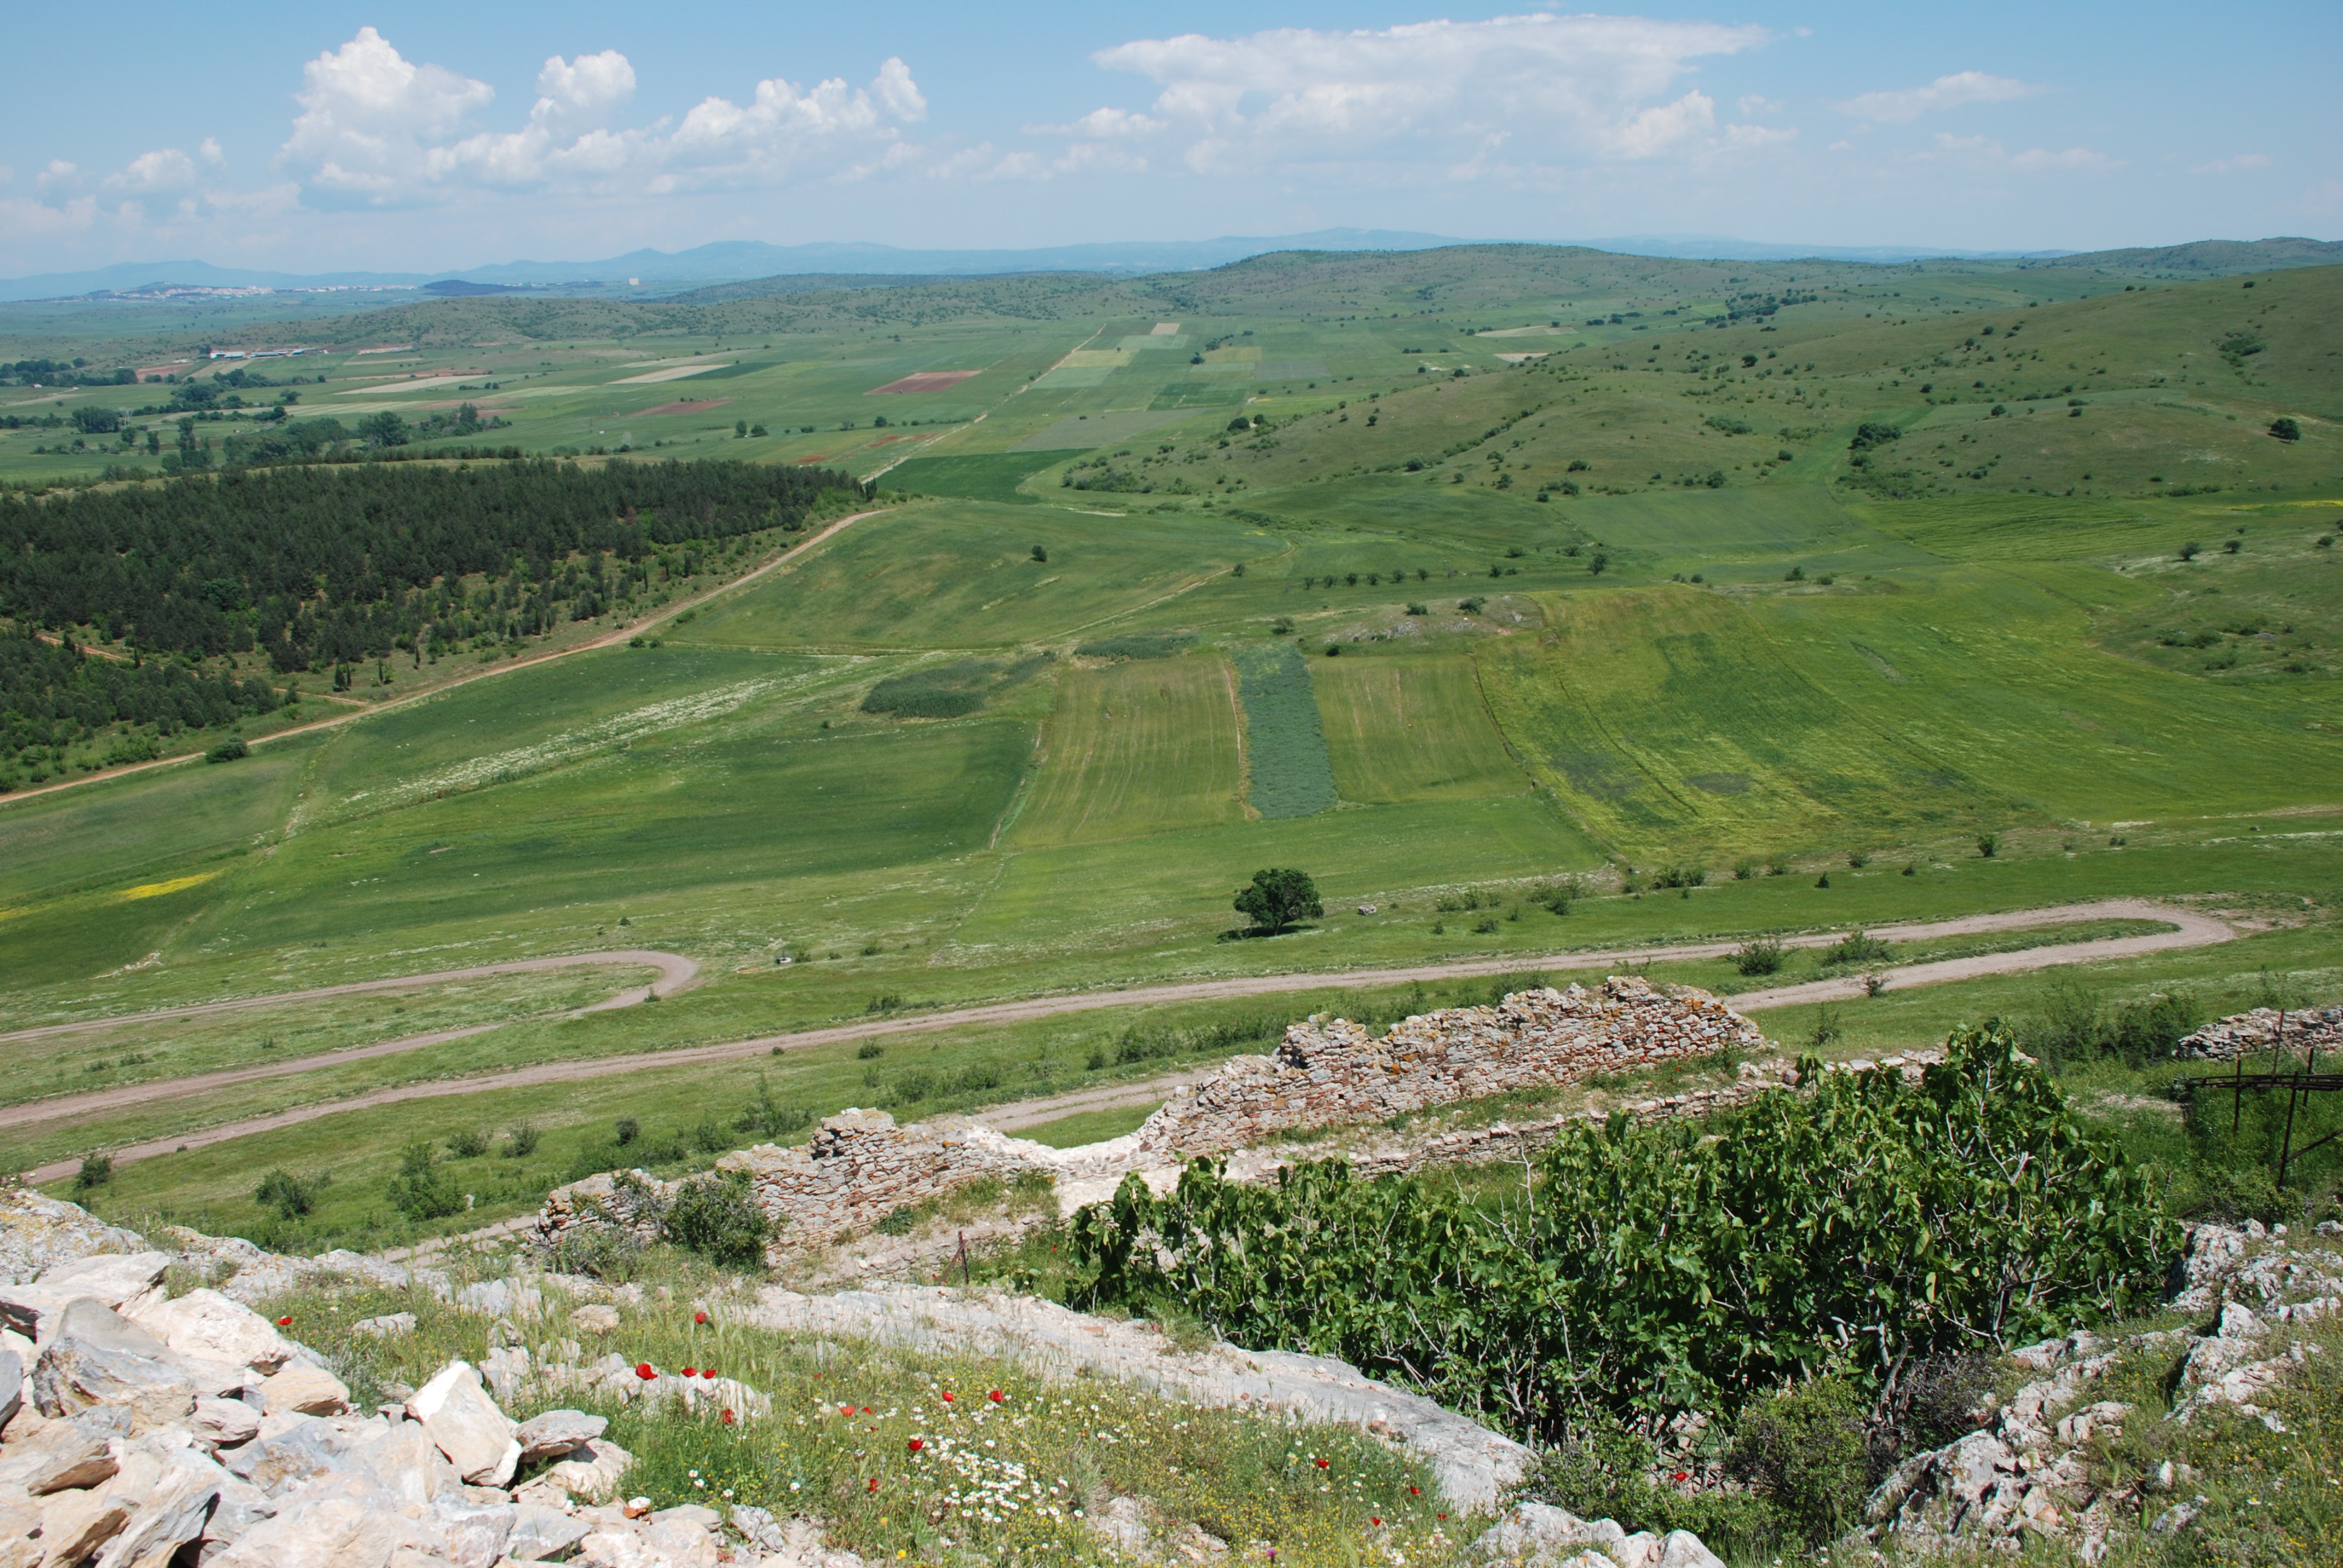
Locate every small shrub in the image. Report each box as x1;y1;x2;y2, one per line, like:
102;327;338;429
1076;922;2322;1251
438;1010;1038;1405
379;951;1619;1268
1807;1005;1843;1049
205;737;248;764
614;1115;641;1147
387;1140;464;1221
504;1122;540;1158
875;1206;918;1236
692;1112;732;1154
1726;1376;1870;1546
664;1170;772;1269
1472;915;1500;934
856;1042;885;1060
445;1128;491;1159
2270;416;2302;442
1820;931;1891;969
1648;866;1705;889
73;1154;114;1194
1976;833;1999;858
1734;939;1787;976
1847;851;1870;869
736;1073;811;1139
1814;872;1831;889
1084;1048;1106;1071
254;1168;326;1218
1732;860;1756;881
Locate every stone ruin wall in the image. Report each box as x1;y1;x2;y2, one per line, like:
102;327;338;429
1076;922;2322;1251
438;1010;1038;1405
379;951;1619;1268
2176;1005;2343;1062
531;976;1769;1258
1129;975;1768;1158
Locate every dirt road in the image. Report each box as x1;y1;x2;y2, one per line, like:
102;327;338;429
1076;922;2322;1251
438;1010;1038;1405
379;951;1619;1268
15;900;2232;1183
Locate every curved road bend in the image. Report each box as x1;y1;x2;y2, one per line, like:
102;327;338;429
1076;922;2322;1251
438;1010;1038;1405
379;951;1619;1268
15;899;2232;1184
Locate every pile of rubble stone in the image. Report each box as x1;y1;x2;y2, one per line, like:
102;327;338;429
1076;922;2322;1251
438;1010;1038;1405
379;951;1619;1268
532;979;1771;1266
1132;977;1766;1159
2175;1004;2343;1062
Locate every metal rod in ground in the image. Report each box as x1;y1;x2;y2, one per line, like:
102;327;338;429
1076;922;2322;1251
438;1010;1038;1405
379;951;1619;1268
2279;1063;2305;1191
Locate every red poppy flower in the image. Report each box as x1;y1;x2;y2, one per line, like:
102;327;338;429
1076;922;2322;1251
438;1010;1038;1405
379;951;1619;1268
276;1316;293;1327
1437;1514;1448;1522
987;1390;1004;1403
635;1363;656;1380
1673;1471;1688;1483
682;1367;698;1378
1409;1487;1421;1497
908;1439;925;1453
867;1478;880;1494
701;1368;716;1380
693;1311;709;1325
721;1410;736;1426
840;1405;855;1416
940;1391;955;1402
1314;1459;1329;1470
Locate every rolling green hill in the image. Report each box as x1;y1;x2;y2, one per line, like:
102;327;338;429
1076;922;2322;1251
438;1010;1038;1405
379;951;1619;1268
1;241;2337;1250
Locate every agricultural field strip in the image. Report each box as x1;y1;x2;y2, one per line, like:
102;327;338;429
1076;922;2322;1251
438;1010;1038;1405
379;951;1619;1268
13;899;2226;1181
297;676;798;831
0;506;894;812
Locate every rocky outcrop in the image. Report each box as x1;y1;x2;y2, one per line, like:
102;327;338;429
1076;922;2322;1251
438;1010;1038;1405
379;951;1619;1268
1866;1218;2343;1560
2175;1004;2343;1061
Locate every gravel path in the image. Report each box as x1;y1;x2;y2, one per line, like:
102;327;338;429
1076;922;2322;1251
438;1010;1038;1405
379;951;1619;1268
0;950;696;1131
14;899;2231;1183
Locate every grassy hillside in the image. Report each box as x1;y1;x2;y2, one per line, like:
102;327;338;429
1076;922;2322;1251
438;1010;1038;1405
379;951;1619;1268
1;242;2337;1252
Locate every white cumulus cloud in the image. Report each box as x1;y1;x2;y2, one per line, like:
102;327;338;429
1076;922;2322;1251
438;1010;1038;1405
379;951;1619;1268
1052;13;1772;183
273;29;925;201
1836;71;2040;124
107;148;200;195
2192;152;2270;175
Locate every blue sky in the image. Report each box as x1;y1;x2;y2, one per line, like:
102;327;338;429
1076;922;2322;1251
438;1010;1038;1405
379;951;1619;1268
2;1;2336;276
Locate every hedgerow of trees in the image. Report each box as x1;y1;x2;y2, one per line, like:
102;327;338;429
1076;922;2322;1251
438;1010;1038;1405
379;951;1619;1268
0;459;859;672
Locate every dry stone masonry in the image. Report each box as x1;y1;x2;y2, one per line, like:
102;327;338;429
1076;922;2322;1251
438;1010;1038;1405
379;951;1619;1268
532;978;1768;1260
2175;1004;2343;1062
1133;978;1768;1158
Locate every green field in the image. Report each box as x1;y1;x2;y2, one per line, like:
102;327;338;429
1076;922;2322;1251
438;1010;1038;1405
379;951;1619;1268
1012;655;1244;847
1313;653;1528;803
3;240;2340;1250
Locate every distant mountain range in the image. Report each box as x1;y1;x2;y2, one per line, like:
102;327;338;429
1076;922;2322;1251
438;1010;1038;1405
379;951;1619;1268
3;232;2336;304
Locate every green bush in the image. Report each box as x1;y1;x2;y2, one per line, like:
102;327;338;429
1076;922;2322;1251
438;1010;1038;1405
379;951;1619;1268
503;1122;540;1158
614;1115;641;1147
254;1168;327;1218
1071;1027;2177;1441
1732;938;1786;976
664;1170;772;1269
387;1140;464;1221
445;1128;491;1159
1819;930;1890;969
1725;1377;1869;1545
205;736;248;763
72;1154;113;1194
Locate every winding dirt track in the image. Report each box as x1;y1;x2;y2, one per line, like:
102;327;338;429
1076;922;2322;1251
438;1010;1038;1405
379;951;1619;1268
14;900;2232;1184
0;950;698;1133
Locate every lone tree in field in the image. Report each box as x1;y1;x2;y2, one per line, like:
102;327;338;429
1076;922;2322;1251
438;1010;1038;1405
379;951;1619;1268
1234;868;1322;935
